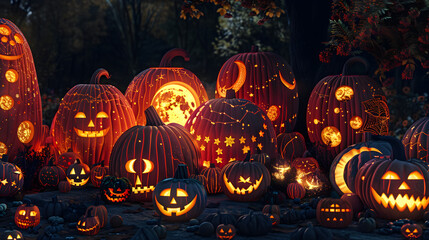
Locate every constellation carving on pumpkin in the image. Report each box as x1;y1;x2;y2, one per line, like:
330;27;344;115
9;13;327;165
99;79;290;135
361;96;390;135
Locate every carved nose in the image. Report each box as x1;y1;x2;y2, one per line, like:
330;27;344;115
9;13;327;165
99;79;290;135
170;197;177;204
399;181;410;190
88;120;95;127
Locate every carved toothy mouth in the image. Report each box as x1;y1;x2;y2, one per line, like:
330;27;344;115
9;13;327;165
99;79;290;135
67;177;89;187
218;236;234;240
74;127;110;138
132;185;155;194
371;187;429;212
77;225;98;232
223;174;263;195
15;219;35;229
0;53;23;61
104;188;130;202
155;196;197;216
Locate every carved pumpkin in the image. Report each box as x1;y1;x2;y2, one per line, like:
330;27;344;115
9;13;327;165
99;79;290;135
1;230;23;240
153;164;207;222
86;198;108;228
262;204;281;226
277;123;306;160
66;159;90;188
38;159;66;188
270;157;292;188
291;157;319;174
200;163;222;194
401;223;422;239
77;208;100;236
355;136;429;220
14;200;40;229
0;155;24;197
216;224;236;240
100;175;131;203
296;169;330;197
216;46;299;133
185;89;277;170
316;198;353;228
90;161;108;188
306;57;388;170
203;211;237;228
403;113;429;162
56;148;80;170
236;211;272;236
330;138;392;195
250;149;271;168
0;18;44;161
220;153;271;202
340;193;364;217
109;106;199;202
58;180;71;193
125;48;208;126
51;68;136;167
287;182;306;199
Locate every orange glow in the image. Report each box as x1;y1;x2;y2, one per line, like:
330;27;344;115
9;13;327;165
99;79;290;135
132;176;155;194
408;171;424;180
266;105;280;121
350;116;363;129
155;195;197;216
371;187;429;212
398;182;410;190
217;60;247;97
17;121;34;144
0;25;11;35
381;171;400;180
223;173;263;195
14;34;23;44
0;141;7;156
321;126;341;147
0;95;14;110
0;54;23;61
335;86;354;101
5;69;18;83
272;165;290;181
279;71;296;90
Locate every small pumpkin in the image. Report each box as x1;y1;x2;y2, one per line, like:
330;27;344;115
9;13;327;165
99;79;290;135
216;224;236;240
203;211;237;228
76;208;100;236
58;180;71;193
100;175;131;203
200;163;222;194
236;211;271;236
38;159;66;188
287;182;306;199
401;223;422;239
152;222;167;239
0;155;24;197
90;161;108;187
197;222;215;237
277;123;307;160
291;157;319;174
110;215;123;228
316;198;353;228
43;195;68;218
262;204;281;226
250;148;271;168
66;159;90;188
290;222;333;240
56;148;80;170
358;211;376;233
340;193;363;217
14;200;40;229
86;197;108;228
1;230;23;240
190;171;207;187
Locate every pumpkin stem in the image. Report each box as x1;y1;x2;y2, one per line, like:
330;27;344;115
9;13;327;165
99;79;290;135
22;198;32;206
67;148;73;153
144;106;165;126
1;154;8;162
250;45;259;52
225;89;236;99
243;152;251;162
210;163;215;168
159;48;190;67
371;135;405;160
48;158;55;166
174;164;189;179
90;68;110;84
342;57;368;76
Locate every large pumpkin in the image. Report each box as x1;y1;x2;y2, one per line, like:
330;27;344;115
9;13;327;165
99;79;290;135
0;18;44;160
330;137;392;195
403;113;429;162
125;48;208;126
216;46;298;133
355;136;429;220
0;155;24;197
306;57;388;170
51;68;136;166
185;89;277;170
109;106;199;202
153;164;207;222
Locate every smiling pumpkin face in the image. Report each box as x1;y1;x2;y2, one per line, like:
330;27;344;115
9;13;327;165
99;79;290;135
100;175;131;203
66;159;90;188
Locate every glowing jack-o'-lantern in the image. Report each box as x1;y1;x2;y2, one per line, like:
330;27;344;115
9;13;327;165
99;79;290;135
307;57;387;170
220;153;271;202
51;68;136;167
153;164;207;222
216;46;299;133
100;175;131;203
90;161;108;188
109;106;199;202
66;159;90;188
356;136;429;220
1;230;23;240
14;201;40;229
401;223;422;239
0;155;24;197
216;224;236;240
77;208;100;236
0;19;44;161
125;48;208;126
316;198;353;228
403;113;429;163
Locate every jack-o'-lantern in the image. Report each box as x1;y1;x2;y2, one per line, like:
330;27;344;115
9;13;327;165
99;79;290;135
220;153;271;202
86;198;108;228
330;137;392;195
77;208;100;236
109;106;199;202
250;149;271;168
0;155;24;197
90;161;108;187
14;200;40;229
216;224;236;240
153;164;207;222
56;148;81;170
125;48;208;126
200;163;222;194
185;89;277;170
66;159;90;188
262;204;281;226
270;157;292;188
296;169;330;197
316;198;353;228
0;19;44;161
38;159;66;188
403;113;429;162
1;230;23;240
307;57;388;170
100;175;131;203
291;157;319;174
401;223;422;239
277;123;306;160
356;136;429;220
51;68;136;167
216;46;299;133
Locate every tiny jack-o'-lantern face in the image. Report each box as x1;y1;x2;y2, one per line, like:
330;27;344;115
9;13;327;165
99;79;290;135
125;158;155;195
401;223;422;239
100;176;132;203
74;111;110;138
2;230;23;240
76;209;100;236
316;198;353;228
155;187;196;217
14;202;40;229
216;224;236;240
66;159;90;187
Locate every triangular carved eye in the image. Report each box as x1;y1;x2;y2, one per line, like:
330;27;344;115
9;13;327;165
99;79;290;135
70;168;76;175
413;229;419;233
408;171;424;180
381;171;400;180
80;169;86;175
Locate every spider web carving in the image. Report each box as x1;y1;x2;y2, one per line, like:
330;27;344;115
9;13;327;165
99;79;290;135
361;95;389;135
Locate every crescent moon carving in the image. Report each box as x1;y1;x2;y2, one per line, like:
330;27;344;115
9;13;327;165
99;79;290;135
142;159;154;174
0;53;23;61
217;60;247;97
125;159;137;173
279;71;296;90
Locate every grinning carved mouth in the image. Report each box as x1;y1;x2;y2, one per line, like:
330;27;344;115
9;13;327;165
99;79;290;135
132;185;154;194
104;188;130;202
0;53;23;61
15;219;36;229
67;177;89;187
155;196;197;216
223;174;263;195
77;226;98;232
371;187;429;212
74;127;110;138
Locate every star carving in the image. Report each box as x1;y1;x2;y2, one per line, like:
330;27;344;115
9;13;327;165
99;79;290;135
259;130;264;137
242;145;250;154
216;157;223;164
224;136;235;147
203;161;210;168
251;136;257;142
216;148;223;155
239;136;246;144
214;138;221;145
258;143;263;150
196;135;201;141
263;124;267;130
204;136;210;143
200;145;206;151
1;179;7;185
